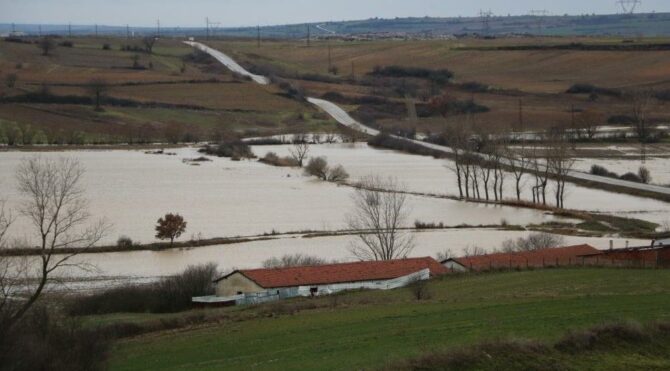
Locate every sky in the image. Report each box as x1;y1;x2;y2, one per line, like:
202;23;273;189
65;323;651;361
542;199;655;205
2;0;669;27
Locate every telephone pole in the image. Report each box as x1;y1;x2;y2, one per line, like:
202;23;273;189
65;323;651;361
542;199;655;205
479;10;493;35
156;18;160;37
68;23;72;37
306;24;311;47
126;24;130;39
327;42;332;72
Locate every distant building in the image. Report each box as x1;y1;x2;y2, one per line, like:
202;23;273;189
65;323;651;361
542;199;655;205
441;244;600;272
194;257;448;307
578;243;670;268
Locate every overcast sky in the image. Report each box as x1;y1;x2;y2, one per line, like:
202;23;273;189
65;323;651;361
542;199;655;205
2;0;669;27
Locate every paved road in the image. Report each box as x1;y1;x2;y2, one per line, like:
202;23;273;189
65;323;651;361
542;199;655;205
185;41;270;85
187;42;670;198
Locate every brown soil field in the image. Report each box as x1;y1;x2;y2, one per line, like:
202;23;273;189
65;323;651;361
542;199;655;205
0;37;330;143
214;37;670;94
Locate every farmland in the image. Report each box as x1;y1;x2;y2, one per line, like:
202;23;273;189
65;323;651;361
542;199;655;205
107;268;670;370
0;37;332;143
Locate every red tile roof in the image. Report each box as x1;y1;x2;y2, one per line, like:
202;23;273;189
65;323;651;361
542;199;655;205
220;257;448;288
448;244;600;271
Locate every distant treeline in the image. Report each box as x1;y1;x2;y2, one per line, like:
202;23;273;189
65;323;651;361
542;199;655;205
458;43;670;52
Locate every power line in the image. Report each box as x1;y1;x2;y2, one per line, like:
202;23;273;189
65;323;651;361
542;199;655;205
529;10;550;34
479;10;493;35
616;0;642;14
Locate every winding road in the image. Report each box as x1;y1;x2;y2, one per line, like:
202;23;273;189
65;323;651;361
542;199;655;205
185;41;670;198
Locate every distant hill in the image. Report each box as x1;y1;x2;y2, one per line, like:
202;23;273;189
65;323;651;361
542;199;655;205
2;12;670;38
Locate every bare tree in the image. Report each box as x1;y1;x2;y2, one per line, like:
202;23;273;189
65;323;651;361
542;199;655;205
348;176;415;261
546;133;575;209
628;89;654;162
576;109;603;140
262;254;328;268
142;37;157;54
501;232;565;252
506;146;530;201
37;37;55;56
0;158;109;336
289;140;310;167
86;78;110;111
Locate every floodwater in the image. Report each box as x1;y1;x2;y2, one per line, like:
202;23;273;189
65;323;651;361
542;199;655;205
573;157;670;187
0;146;558;245
46;229;647;283
260;143;670;225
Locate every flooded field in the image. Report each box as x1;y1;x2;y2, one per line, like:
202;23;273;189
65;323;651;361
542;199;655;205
42;229;647;285
0;146;558;245
573;157;670;187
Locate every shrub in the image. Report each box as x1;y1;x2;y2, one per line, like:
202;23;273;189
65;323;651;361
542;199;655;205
327;165;349;182
305;157;329;180
4;73;17;88
501;232;565;252
566;83;621;97
260;152;298;167
102;43;111;50
262;254;328;268
0;306;109;371
409;278;431;301
620;172;643;183
415;220;445;229
116;236;133;248
638;166;652;184
67;263;219;315
370;65;454;85
58;40;73;47
199;141;256;159
590;164;619;178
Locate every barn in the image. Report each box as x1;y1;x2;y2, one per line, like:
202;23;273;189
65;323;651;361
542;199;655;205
441;244;600;272
194;257;448;306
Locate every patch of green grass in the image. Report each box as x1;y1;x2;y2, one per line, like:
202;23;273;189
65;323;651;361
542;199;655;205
107;269;670;370
577;220;615;233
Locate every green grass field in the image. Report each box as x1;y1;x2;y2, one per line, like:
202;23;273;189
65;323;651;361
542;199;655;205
106;268;670;370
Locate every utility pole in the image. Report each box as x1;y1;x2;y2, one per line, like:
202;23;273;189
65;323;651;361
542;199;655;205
126;24;130;39
529;10;549;34
157;18;160;37
38;25;42;36
351;61;355;80
306;24;310;47
327;42;332;72
95;24;98;37
518;99;524;133
68;23;72;37
257;25;261;48
479;10;493;35
11;23;16;35
205;18;210;40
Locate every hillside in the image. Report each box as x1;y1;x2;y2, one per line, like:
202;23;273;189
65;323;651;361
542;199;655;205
107;268;670;370
0;37;332;144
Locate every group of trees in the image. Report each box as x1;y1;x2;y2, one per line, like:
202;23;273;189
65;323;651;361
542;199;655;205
447;124;576;209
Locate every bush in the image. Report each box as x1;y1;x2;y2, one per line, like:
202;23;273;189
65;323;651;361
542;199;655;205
327;164;349;182
620;172;643;183
199;141;255;159
0;306;109;371
415;220;445;229
370;65;454;85
262;254;328;268
116;236;133;248
102;43;111;50
58;40;73;47
409;278;431;301
67;263;219;315
566;83;621;97
259;152;298;167
590;164;619;178
305;157;329;180
638;166;652;184
4;73;17;88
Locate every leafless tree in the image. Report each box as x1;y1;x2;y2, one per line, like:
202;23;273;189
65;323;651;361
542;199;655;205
0;158;109;336
462;245;486;257
86;78;110;111
347;176;415;261
289;140;310;167
142;37;157;54
530;145;550;205
37;37;55;56
262;254;328;268
501;232;565;252
627;89;654;162
506;146;530;201
576;109;603;140
546;133;575;209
